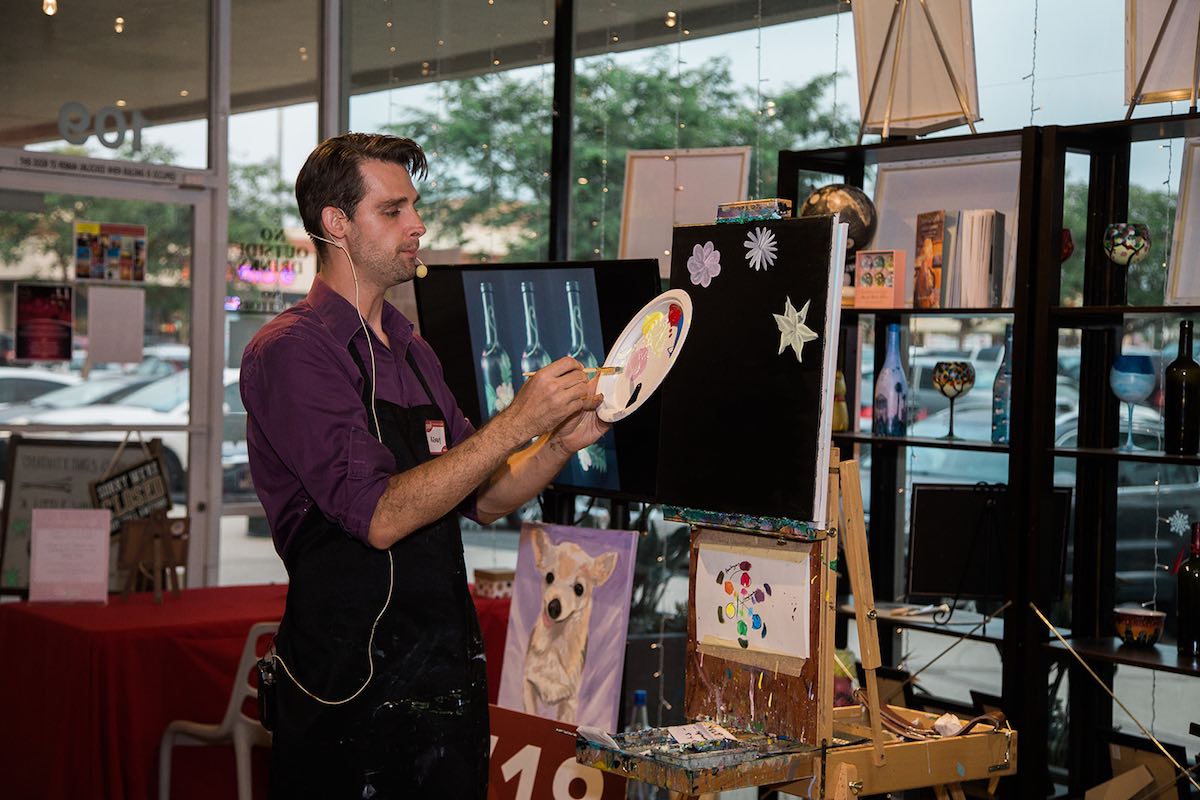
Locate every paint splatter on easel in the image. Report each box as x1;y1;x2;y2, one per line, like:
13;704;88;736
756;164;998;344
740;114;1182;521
714;561;772;648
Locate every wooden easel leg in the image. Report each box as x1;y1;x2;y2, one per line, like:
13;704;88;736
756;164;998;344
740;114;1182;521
832;762;860;800
837;460;886;767
152;534;164;604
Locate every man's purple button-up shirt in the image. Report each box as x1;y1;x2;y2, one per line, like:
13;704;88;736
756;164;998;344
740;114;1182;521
240;277;476;557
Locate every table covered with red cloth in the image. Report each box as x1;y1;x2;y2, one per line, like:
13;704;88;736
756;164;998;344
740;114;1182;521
0;584;511;800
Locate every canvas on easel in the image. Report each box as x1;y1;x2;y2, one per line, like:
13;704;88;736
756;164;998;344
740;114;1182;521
656;215;847;530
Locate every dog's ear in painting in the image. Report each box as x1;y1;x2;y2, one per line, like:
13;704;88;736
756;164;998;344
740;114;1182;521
588;551;618;588
531;527;551;571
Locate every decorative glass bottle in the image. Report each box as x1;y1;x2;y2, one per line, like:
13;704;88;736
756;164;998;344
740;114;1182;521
1164;319;1200;455
519;280;551;377
872;323;908;437
1178;522;1200;657
832;370;849;433
479;283;514;417
991;324;1014;444
565;280;597;368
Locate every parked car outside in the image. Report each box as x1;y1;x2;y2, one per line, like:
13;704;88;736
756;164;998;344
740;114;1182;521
15;369;243;501
0;375;159;469
0;366;79;406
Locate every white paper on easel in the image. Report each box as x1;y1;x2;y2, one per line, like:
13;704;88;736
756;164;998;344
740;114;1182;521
87;286;144;363
28;508;111;603
694;544;810;660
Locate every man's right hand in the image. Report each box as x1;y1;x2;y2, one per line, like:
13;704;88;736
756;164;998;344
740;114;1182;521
501;357;600;443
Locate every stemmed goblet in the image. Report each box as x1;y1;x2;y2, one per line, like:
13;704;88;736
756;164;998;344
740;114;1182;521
1109;355;1156;451
932;361;976;440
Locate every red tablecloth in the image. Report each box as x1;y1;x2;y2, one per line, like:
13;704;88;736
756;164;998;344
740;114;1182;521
0;584;511;800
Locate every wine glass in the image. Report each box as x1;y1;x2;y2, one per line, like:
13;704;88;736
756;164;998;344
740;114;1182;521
1102;224;1152;305
1109;355;1156;451
932;361;976;440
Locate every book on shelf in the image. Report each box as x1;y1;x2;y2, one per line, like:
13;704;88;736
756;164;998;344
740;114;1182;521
912;210;945;309
913;208;1009;309
853;249;909;308
941;209;1006;308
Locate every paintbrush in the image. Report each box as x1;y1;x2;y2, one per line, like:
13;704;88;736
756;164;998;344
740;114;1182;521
521;365;623;378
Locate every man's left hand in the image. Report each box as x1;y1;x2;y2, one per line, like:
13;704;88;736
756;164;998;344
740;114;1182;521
548;377;611;454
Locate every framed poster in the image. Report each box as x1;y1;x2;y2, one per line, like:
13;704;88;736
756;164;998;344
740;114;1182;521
73;221;148;282
619;147;751;279
14;283;73;362
1;436;166;594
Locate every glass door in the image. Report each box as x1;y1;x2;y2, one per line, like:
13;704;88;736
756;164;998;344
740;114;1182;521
0;151;222;589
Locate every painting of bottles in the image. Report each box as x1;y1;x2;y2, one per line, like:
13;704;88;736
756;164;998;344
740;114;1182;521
463;268;618;491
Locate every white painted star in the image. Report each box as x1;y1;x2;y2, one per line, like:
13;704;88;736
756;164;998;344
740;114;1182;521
1168;509;1190;536
774;296;819;362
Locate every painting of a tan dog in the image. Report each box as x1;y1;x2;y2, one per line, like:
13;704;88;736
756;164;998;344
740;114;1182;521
498;523;637;730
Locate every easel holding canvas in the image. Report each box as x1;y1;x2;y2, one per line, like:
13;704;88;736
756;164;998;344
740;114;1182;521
575;213;1014;798
576;453;1016;798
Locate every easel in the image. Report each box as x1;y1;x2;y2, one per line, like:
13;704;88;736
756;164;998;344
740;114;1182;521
119;513;187;603
857;0;979;143
1125;0;1200;117
576;452;1017;798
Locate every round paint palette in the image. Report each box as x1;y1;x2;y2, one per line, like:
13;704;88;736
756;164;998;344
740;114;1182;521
597;289;692;423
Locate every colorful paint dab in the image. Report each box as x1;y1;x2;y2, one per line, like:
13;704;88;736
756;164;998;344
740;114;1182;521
714;560;771;649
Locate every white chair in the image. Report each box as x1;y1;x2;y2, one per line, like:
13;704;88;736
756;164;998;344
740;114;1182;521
159;621;279;800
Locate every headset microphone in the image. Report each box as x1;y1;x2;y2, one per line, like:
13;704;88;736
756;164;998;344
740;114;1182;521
415;257;428;279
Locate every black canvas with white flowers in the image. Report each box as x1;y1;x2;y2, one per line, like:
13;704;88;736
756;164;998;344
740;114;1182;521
656;216;846;527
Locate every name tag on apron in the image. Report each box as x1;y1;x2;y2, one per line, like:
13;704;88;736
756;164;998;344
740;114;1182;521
425;420;447;454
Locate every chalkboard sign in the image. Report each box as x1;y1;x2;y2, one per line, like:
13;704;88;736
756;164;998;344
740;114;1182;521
0;436;166;594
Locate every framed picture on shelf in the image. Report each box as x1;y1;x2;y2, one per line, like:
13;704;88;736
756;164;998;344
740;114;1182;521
1167;138;1200;305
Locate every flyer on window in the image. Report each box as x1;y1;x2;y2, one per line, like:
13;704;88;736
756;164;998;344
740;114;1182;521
73;221;148;282
15;283;73;361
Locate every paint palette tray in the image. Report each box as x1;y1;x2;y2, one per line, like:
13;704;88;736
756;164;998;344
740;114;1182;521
575;726;865;795
662;506;828;541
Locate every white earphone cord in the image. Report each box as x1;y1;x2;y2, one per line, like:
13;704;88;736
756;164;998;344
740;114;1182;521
273;228;398;706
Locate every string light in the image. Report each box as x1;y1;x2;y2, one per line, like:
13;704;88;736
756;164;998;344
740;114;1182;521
1026;0;1040;125
114;16;125;33
42;0;57;16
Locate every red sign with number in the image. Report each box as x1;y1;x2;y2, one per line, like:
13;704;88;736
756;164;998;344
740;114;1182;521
488;705;626;800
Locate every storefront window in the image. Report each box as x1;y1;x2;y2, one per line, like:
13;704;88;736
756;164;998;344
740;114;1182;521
5;0;210;169
347;0;555;264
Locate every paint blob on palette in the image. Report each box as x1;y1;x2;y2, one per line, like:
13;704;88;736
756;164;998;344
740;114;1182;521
596;289;692;423
714;560;772;649
694;544;810;660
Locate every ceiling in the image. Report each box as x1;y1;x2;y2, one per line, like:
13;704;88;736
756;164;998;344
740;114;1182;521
0;0;834;148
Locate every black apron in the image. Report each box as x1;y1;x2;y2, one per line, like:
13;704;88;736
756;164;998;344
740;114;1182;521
269;344;489;799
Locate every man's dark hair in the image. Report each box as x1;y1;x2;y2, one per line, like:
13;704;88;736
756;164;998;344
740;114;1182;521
295;133;428;259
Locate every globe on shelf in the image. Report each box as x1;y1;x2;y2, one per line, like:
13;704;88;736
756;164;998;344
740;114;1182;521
1102;222;1151;267
797;183;878;259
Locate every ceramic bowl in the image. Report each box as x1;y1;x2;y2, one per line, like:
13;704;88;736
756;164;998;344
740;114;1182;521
1112;606;1166;646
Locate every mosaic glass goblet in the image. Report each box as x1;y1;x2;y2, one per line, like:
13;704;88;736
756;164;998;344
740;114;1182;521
932;361;976;440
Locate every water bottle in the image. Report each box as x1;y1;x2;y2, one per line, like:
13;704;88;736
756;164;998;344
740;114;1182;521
625;689;652;799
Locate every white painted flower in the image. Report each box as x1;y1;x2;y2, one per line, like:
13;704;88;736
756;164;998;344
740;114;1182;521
744;227;778;271
686;241;722;288
494;382;514;411
774;296;819;362
1168;509;1190;536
